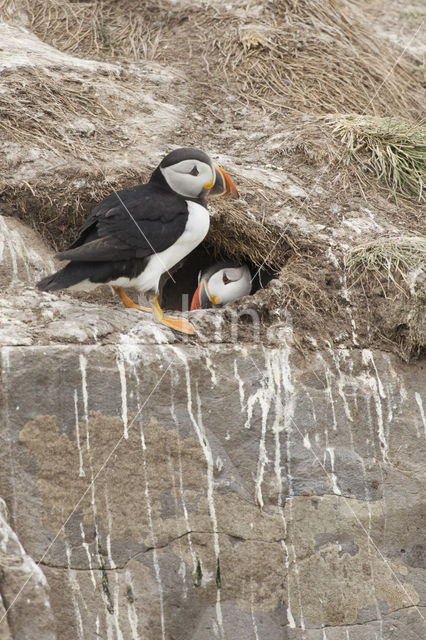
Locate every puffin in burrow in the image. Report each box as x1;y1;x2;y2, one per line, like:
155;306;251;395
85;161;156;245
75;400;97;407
37;148;238;334
191;262;252;309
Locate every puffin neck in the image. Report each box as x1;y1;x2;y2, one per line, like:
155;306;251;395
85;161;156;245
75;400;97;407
149;166;172;191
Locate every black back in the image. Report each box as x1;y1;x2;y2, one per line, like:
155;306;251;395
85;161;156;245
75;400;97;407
57;182;191;263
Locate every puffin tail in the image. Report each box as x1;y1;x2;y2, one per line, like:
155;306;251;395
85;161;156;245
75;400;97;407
37;264;86;291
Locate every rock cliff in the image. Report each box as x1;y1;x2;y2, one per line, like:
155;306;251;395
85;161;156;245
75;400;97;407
0;1;425;639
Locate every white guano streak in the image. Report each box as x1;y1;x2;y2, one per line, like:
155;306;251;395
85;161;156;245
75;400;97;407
140;428;166;640
280;343;305;632
246;345;301;628
79;354;90;443
204;351;218;386
341;271;359;346
116;349;129;439
167;448;191;596
415;392;426;437
329;348;354;422
250;580;261;640
174;349;225;639
253;359;274;508
73;389;85;478
360;355;389;463
362;350;386;399
174;351;220;556
79;354;122;630
233;359;246;408
282;540;296;629
326;447;341;495
79;522;96;589
168;372;197;575
244;352;275;508
317;354;338;431
65;540;84;640
104;489;116;570
170;387;197;572
119;344;167;639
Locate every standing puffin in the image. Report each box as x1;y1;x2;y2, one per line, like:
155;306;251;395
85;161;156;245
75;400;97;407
190;262;251;309
37;148;238;334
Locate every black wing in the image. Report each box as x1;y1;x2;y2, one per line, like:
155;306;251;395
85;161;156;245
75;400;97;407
56;184;189;262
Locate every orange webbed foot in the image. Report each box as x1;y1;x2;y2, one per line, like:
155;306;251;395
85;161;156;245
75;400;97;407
114;287;152;313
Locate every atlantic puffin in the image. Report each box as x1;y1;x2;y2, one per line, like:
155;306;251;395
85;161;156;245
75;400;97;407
190;262;251;309
37;148;238;334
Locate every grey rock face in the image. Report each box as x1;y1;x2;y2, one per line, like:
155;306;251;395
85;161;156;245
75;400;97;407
0;498;56;640
1;326;425;638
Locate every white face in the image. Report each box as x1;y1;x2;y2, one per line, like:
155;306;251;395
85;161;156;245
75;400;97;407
160;159;214;199
207;265;252;305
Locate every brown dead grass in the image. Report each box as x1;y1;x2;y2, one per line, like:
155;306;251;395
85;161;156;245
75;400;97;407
346;236;426;296
1;168;144;250
0;0;165;60
209;0;424;118
2;0;423;119
206;175;299;268
0;66;146;162
278;256;341;329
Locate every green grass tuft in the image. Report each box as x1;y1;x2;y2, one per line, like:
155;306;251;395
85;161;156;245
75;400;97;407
332;115;426;202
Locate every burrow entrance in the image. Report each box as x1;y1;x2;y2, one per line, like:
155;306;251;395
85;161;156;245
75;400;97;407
161;242;279;311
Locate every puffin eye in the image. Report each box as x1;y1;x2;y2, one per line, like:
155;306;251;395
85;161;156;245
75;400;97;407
222;273;231;285
189;166;199;176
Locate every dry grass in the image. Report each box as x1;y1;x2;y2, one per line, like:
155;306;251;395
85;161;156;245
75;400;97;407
277;256;339;325
1;168;144;250
0;66;145;162
331;115;426;202
407;291;426;357
270;113;426;204
2;0;423;119
0;0;164;60
204;180;297;268
346;236;426;296
210;0;424;118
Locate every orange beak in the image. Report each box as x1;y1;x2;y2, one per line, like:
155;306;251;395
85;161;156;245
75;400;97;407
190;279;211;310
209;165;239;198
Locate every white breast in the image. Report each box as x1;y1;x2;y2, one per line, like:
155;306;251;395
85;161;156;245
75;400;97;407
132;200;210;293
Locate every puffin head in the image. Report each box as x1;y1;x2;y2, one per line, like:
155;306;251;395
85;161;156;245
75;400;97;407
190;262;252;310
151;147;238;200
